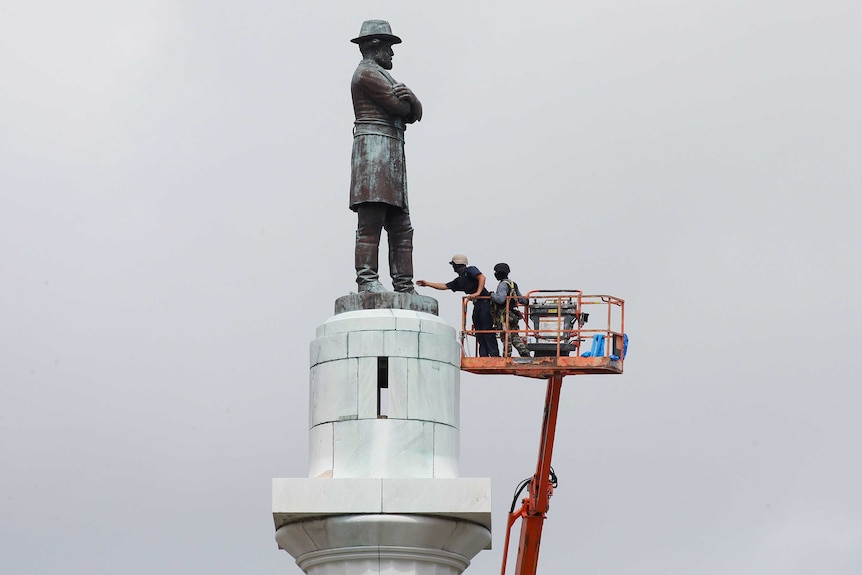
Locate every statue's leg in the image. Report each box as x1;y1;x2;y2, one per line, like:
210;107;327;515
355;203;387;293
385;206;415;294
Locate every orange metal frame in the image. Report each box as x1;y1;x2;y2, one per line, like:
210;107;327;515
458;290;626;575
460;291;626;379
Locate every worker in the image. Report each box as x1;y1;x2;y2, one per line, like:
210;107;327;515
489;263;531;357
416;255;500;357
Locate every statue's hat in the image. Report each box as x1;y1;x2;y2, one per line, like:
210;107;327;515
351;20;402;45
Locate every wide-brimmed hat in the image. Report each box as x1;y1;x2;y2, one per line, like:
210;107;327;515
350;20;402;45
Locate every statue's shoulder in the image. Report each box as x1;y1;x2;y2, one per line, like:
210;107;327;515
353;61;384;82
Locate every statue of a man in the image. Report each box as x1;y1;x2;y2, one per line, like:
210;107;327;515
349;20;423;294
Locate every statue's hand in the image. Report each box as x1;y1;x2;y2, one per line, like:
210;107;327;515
393;83;422;123
393;83;412;99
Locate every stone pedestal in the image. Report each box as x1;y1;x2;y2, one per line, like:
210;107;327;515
334;292;439;315
273;297;492;574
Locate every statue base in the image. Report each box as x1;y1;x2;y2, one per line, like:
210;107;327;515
335;292;439;315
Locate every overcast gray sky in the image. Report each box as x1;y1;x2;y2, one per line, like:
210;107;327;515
2;1;861;574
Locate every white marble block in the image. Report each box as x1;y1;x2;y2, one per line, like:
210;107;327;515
307;309;463;477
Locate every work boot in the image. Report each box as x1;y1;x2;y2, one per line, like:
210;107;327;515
355;241;381;291
359;280;389;294
389;242;415;294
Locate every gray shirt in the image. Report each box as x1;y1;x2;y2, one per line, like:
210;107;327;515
491;279;527;306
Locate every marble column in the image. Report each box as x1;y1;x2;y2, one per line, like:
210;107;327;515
273;296;492;575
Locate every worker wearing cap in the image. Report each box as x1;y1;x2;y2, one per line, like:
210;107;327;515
349;20;423;294
489;263;531;357
417;255;500;357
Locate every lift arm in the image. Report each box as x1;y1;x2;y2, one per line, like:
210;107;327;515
501;375;564;575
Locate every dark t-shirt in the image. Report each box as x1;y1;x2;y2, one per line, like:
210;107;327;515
446;266;489;295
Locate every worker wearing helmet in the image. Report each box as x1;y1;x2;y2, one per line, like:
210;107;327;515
416;255;500;357
489;263;531;358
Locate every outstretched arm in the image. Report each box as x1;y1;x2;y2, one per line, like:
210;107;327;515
416;280;448;291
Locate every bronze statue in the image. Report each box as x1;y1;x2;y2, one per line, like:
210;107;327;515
349;20;423;294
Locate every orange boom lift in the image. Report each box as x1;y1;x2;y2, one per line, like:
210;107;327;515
459;290;627;575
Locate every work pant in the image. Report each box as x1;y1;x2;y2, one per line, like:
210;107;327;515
495;310;531;357
472;298;499;357
355;202;414;292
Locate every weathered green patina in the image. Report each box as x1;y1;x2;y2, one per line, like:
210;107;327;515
349;20;423;295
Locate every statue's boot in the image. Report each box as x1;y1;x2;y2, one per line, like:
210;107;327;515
390;238;415;294
356;241;388;293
